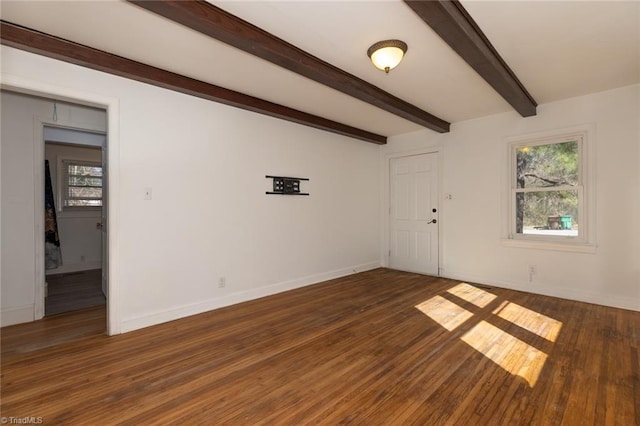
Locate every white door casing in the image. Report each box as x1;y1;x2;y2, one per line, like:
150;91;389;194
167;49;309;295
389;153;439;275
3;70;122;335
101;141;108;297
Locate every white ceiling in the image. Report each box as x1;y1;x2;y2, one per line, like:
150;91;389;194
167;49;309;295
2;0;638;138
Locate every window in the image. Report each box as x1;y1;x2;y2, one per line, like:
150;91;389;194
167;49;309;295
61;160;103;209
508;131;590;246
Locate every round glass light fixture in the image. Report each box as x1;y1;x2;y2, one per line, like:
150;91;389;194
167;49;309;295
367;40;408;74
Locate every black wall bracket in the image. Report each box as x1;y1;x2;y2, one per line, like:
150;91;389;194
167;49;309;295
266;175;309;196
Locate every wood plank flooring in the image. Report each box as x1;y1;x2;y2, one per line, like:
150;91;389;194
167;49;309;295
1;305;106;362
45;269;105;316
1;268;638;424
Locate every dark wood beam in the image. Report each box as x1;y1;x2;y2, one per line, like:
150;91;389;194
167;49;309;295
127;0;450;133
405;0;537;117
0;20;386;145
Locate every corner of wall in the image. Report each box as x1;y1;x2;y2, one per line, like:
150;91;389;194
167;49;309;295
442;270;640;312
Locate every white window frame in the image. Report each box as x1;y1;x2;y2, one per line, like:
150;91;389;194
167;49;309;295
503;126;596;253
58;157;103;212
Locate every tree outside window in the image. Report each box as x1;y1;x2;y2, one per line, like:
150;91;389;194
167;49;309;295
512;136;582;239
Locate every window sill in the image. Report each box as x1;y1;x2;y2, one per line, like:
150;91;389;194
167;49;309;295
501;238;597;254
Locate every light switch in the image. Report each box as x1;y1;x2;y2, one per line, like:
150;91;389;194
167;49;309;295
144;187;152;200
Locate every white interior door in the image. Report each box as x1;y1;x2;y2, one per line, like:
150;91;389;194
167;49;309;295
389;153;439;275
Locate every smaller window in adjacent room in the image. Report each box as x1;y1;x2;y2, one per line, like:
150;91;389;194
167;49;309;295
62;160;103;209
509;131;588;244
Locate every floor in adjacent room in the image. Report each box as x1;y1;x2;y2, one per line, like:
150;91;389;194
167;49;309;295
2;268;638;424
45;269;105;316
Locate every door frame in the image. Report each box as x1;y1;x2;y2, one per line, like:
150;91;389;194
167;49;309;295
382;147;443;275
38;124;106;318
1;74;122;335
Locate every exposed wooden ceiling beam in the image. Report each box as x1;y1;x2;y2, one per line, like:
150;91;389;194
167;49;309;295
405;0;537;117
127;0;451;133
0;21;386;145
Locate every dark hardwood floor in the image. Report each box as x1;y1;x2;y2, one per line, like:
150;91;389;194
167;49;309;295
2;305;106;359
2;268;638;424
45;269;105;316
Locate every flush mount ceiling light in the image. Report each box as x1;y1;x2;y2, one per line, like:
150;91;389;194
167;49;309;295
367;39;408;74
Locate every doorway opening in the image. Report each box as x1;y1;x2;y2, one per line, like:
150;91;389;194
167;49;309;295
1;79;119;335
44;131;106;316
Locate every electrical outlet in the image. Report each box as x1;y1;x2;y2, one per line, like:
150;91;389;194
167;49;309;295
528;265;537;282
218;276;226;288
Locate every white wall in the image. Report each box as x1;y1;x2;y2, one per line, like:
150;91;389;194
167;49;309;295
1;90;107;325
3;45;635;335
1;46;381;330
382;84;640;311
45;142;103;275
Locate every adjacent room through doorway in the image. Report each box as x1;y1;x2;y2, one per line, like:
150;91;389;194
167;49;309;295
43;129;107;317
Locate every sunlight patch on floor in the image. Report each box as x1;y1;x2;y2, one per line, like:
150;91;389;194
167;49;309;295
415;283;564;387
415;296;473;331
446;283;497;308
492;301;562;342
461;320;548;387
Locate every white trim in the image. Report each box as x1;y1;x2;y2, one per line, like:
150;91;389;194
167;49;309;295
1;305;35;327
502;124;597;251
442;269;639;312
120;261;381;333
1;72;122;335
44;125;106;146
381;147;442;272
33;118;46;320
501;238;596;253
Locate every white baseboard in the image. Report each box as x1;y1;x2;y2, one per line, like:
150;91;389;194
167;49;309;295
120;261;382;333
1;304;35;327
441;270;640;312
45;261;101;276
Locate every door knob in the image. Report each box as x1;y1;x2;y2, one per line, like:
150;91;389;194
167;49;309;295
428;219;437;224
